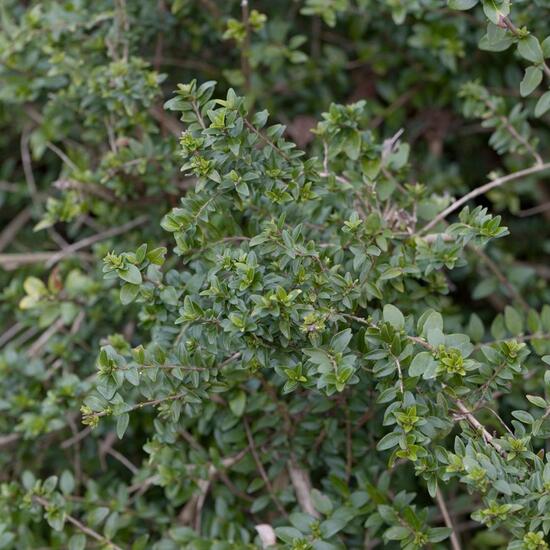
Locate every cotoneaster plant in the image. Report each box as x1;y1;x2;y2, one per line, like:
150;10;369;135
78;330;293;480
2;1;550;549
43;81;550;549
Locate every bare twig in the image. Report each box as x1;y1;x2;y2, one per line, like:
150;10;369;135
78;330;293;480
0;251;94;270
45;215;149;267
244;418;288;517
241;0;252;94
20;128;40;211
418;162;550;234
46;142;78;171
27;317;65;358
32;495;124;550
516;201;550;217
149;105;184;137
244;119;291;161
454;399;504;455
435;488;462;550
0;321;24;348
61;427;92;449
54;179;119;204
287;458;319;518
473;245;529;311
0;433;21;449
255;524;276;547
0;207;32;252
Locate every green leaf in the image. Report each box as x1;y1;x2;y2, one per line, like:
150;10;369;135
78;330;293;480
68;534;86;550
504;306;523;335
518;35;544;64
511;410;534;424
409;351;437;379
526;395;547;408
43;475;58;493
60;470;75;494
229;390;247;417
449;0;478;9
120;283;140;305
385;525;410;541
275;527;303;543
428;527;452;543
383;304;404;330
379;267;402;281
24;276;47;298
320;517;349;538
376;431;401;451
520;66;543;97
119;264;142;285
482;0;509;24
535;91;550;117
116;413;130;439
331;329;353;352
311;489;333;515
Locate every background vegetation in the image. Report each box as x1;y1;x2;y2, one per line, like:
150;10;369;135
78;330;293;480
2;0;550;548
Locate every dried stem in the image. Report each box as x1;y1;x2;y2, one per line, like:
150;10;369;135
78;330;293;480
435;488;462;550
32;495;124;550
244;418;288;518
45;215;149;267
419;162;550;234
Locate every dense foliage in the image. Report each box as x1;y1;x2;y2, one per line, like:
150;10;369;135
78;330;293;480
2;1;550;548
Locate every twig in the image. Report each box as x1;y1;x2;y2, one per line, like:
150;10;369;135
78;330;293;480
45;215;149;267
244;119;291;162
149;105;184;137
344;406;353;481
0;321;24;348
32;495;124;550
501;17;550;81
46;142;78;171
287;458;319;518
0;207;32;252
54;179;119;204
454;399;504;455
244;418;288;518
435;488;462;550
0;252;94;270
483;97;542;165
241;0;252;94
20;127;40;211
418;162;550;234
61;427;92;449
27;317;65;358
106;447;139;475
516;201;550;217
473;331;550;350
0;433;21;448
473;245;529;311
255;524;276;547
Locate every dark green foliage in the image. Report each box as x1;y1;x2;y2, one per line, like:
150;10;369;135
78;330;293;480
2;1;550;549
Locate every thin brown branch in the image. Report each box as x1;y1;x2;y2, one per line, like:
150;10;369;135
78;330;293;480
0;207;32;252
435;488;462;550
45;214;149;267
33;495;123;550
473;245;529;311
241;0;252;94
244;119;291;161
244;418;288;518
516;201;550;217
0;251;94;270
287;458;320;519
418;162;550;234
454;399;504;455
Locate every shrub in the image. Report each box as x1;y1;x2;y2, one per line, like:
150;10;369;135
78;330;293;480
2;1;550;549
